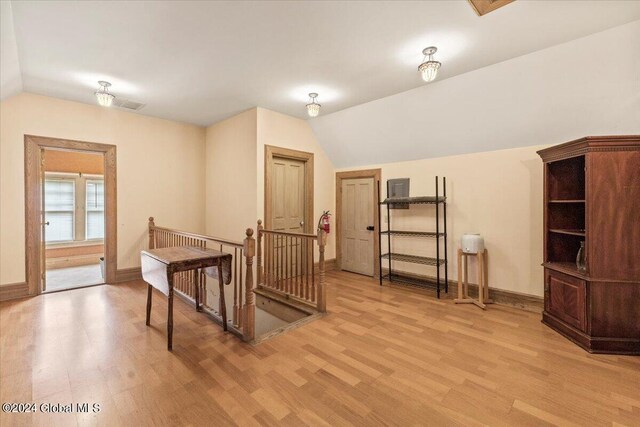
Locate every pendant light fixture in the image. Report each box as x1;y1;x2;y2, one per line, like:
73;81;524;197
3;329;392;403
95;81;115;107
418;47;441;82
306;93;321;117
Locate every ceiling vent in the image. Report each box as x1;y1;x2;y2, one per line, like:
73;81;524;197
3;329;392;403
112;98;145;111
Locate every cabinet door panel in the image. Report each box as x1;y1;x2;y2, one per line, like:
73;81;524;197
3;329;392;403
546;270;586;331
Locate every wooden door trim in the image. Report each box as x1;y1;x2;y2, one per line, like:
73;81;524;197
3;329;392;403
264;145;314;233
336;169;381;278
24;135;117;295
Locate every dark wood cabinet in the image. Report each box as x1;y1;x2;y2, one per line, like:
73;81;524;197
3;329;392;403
538;136;640;355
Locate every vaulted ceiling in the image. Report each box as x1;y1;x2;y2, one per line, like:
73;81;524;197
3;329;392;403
2;1;639;128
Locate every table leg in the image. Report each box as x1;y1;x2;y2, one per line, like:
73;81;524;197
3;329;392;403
477;251;485;308
484;250;490;301
218;263;228;331
456;249;463;303
146;284;153;326
464;253;469;298
194;269;200;312
167;274;174;351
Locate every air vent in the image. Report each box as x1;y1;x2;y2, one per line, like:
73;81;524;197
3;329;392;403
112;98;145;111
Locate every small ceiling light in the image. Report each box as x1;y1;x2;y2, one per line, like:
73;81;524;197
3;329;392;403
95;81;115;107
418;47;441;82
306;93;321;117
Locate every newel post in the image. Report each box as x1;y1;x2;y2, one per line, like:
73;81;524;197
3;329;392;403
316;228;327;313
257;220;263;286
243;228;256;342
148;217;155;249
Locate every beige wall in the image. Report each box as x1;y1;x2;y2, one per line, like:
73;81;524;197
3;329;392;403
203;107;336;259
339;144;549;297
256;108;336;260
204;108;258;241
0;93;206;285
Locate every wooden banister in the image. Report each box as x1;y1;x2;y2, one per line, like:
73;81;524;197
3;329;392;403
256;219;327;313
257;220;263;287
259;229;318;239
243;228;256;342
149;224;244;249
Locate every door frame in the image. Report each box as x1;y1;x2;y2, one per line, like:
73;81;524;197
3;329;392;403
24;135;117;295
336;169;381;278
264;145;314;233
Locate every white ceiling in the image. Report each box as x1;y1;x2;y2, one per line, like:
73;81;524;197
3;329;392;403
2;1;640;127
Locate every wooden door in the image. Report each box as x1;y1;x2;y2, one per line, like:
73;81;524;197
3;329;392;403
272;157;305;233
271;157;306;280
341;178;374;276
40;148;47;292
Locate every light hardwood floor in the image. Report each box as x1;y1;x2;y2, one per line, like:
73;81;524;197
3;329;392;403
1;271;638;426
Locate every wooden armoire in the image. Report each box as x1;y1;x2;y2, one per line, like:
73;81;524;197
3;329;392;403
537;136;640;355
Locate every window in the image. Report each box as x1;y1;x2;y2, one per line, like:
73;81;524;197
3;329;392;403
86;180;104;240
44;179;75;242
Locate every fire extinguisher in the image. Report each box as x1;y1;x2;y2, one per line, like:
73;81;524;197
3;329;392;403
317;210;331;234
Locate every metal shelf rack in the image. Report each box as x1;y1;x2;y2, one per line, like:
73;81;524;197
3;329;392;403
378;177;448;298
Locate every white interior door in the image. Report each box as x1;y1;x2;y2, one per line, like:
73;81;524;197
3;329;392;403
341;178;374;276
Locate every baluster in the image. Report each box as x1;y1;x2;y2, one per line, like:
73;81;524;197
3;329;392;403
293;236;297;297
263;233;267;288
233;247;239;327
311;239;315;302
233;247;238;326
239;247;244;321
317;228;327;312
257;220;263;287
268;234;273;288
298;237;302;298
282;235;284;291
243;228;255;342
285;235;290;294
274;234;277;290
302;238;306;299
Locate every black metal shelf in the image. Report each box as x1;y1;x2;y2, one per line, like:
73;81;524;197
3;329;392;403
381;230;444;238
381;273;442;291
378;176;448;298
380;196;446;205
381;253;445;266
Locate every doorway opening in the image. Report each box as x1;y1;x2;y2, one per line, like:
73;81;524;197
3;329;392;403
43;149;105;292
24;135;117;296
336;169;381;278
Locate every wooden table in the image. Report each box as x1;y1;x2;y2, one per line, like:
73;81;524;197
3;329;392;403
141;246;232;350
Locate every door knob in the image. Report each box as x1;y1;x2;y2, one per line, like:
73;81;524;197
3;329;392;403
366;226;375;231
300;221;304;226
42;221;50;226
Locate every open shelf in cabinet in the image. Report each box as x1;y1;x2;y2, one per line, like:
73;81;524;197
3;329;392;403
547;155;585;201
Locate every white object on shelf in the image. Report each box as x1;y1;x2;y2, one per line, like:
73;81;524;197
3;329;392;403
461;233;484;254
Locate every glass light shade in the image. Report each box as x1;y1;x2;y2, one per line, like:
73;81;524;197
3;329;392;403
95;91;114;107
419;60;441;82
306;102;321;117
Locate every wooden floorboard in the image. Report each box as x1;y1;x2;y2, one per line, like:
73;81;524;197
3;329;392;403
1;270;638;426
